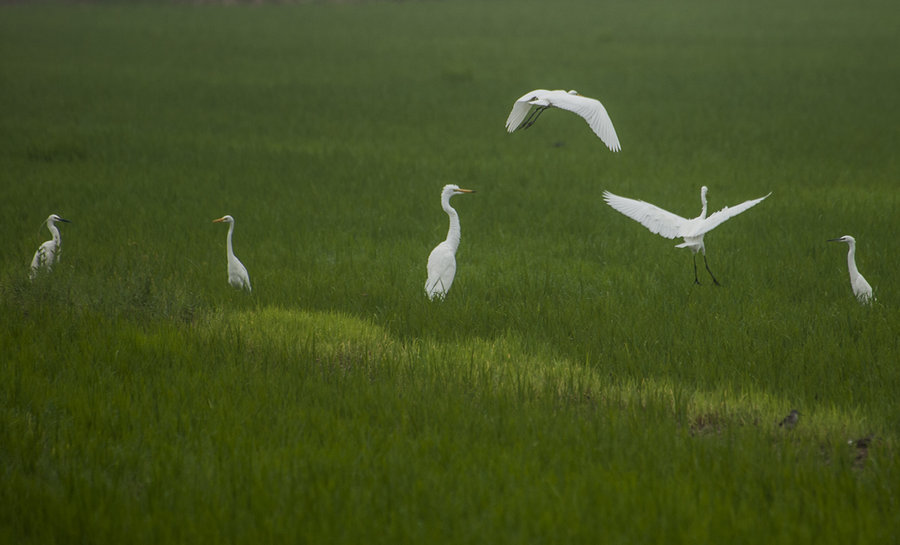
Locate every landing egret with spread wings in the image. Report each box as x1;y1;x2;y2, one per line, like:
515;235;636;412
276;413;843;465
425;184;475;300
30;214;71;279
213;215;251;292
506;89;621;152
828;235;873;304
603;186;770;285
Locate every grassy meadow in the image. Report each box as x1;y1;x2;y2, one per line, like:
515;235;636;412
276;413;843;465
2;0;899;542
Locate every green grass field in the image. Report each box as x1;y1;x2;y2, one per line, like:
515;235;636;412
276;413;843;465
2;1;899;542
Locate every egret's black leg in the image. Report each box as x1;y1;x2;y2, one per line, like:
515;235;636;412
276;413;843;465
522;106;547;129
693;255;701;285
520;107;541;128
703;254;721;286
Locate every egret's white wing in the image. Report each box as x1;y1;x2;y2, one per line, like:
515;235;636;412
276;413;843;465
690;193;771;237
29;241;57;279
35;241;56;267
853;273;873;303
505;89;550;132
603;190;690;239
548;93;621;152
505;101;534;132
239;260;252;292
230;261;251;292
425;243;456;299
31;247;44;272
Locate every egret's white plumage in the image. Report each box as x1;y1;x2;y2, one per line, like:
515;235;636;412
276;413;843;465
425;184;475;300
603;186;770;284
828;235;873;304
213;215;251;292
30;214;70;279
506;89;621;151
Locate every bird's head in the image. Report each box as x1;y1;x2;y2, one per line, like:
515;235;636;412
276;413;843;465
442;184;476;198
828;235;855;244
567;90;580;96
49;214;71;225
698;186;709;212
213;215;235;224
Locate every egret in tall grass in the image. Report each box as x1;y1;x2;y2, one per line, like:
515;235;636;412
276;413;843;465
30;214;71;279
828;235;873;304
505;89;621;152
213;215;251;292
425;184;475;300
603;186;771;285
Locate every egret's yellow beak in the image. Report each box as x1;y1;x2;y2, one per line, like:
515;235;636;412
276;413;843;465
456;188;476;194
212;217;226;223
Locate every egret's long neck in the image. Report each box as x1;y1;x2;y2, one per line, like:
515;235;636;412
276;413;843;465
699;194;708;220
49;222;61;246
443;198;461;251
846;242;860;279
225;222;235;259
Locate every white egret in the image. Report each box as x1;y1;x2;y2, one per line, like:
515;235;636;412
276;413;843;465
425;184;475;300
505;89;621;151
30;214;71;279
603;186;771;285
212;215;251;292
828;235;873;304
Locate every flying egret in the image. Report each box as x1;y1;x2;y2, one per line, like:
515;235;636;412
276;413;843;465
505;89;621;151
425;184;475;300
212;215;251;292
828;235;873;304
603;186;771;285
30;214;71;279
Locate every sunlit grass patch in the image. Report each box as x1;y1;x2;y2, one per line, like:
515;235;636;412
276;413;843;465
216;307;394;363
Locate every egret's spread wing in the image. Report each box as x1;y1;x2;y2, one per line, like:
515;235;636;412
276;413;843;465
505;89;549;132
549;93;621;151
505;100;534;132
603;191;690;239
691;193;771;237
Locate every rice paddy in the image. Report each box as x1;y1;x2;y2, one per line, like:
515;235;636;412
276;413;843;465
1;1;899;543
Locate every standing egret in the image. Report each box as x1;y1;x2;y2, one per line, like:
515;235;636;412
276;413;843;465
603;186;770;285
425;184;475;300
505;89;621;152
212;215;251;292
828;235;873;304
30;214;71;279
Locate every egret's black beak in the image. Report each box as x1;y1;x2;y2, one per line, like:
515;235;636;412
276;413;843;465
59;218;71;223
827;238;840;242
